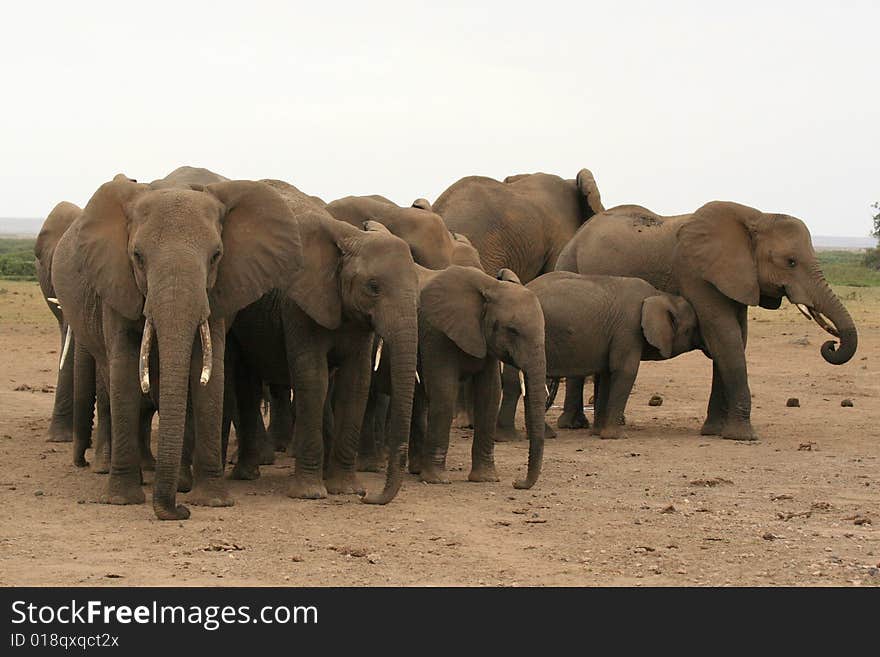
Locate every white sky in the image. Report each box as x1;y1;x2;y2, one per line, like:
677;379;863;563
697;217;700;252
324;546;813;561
1;1;877;236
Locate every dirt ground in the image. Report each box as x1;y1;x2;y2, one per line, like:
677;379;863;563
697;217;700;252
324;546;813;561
0;280;877;587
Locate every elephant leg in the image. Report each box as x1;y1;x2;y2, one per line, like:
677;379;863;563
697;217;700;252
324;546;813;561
138;400;155;472
700;305;755;440
91;376;112;474
46;322;74;442
178;401;194;493
72;341;95;467
558;376;589;429
599;361;639;439
421;363;457;484
469;360;501;482
101;344;145;505
591;372;608;435
496;364;525;441
288;350;330;500
357;383;385;473
268;384;293;452
701;363;728;435
408;384;427;474
454;380;474;428
188;320;232;507
229;364;265;481
325;340;372;495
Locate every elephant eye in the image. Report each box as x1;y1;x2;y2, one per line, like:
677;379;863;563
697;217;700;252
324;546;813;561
210;249;222;265
787;257;797;268
506;325;519;336
133;250;145;268
366;279;380;295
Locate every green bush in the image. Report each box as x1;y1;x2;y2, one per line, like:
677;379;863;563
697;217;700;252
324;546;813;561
0;238;37;281
818;250;880;287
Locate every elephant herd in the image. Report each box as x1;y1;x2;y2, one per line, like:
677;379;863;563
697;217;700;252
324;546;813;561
33;165;858;521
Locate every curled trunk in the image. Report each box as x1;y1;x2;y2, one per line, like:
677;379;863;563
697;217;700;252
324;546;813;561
808;265;858;365
362;324;417;504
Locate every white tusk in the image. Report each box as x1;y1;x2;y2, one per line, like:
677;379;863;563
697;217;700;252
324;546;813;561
198;320;213;386
545;383;549;397
519;370;526;397
59;326;72;371
139;318;153;394
47;297;61;308
373;338;383;372
415;370;420;384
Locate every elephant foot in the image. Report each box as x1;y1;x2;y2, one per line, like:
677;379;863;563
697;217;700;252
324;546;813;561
721;421;757;441
100;474;145;505
177;465;193;493
356;454;383;473
468;464;500;483
188;478;234;507
700;417;724;436
599;426;627;440
495;424;525;442
230;461;261;481
45;422;72;443
73;451;89;468
287;473;328;500
91;452;111;475
420;466;450;484
325;470;365;496
153;500;191;521
544;422;557;439
454;411;474;429
557;410;589;430
257;445;276;466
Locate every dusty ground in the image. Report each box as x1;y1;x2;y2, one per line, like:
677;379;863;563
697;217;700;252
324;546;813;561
0;280;877;587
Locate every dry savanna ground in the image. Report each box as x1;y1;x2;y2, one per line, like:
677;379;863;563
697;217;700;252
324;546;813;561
0;280;877;586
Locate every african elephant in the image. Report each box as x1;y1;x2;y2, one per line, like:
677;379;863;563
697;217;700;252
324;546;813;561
228;182;419;504
35;201;82;444
413;265;546;488
555;201;858;440
529;272;701;438
433;169;605;440
52;174;304;519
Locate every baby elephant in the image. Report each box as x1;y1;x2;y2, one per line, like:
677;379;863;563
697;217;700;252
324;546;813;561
528;272;701;438
415;266;546;489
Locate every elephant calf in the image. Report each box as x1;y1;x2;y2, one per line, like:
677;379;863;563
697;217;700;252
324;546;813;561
414;266;546;489
528;272;701;438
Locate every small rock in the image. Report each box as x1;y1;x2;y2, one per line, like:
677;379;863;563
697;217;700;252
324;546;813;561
841;398;854;407
660;505;676;514
790;335;811;346
786;398;800;407
648;394;663;407
34;490;43;496
762;532;782;541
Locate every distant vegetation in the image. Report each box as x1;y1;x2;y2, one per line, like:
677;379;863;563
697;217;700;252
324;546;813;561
0;237;36;280
2;236;879;287
865;201;880;271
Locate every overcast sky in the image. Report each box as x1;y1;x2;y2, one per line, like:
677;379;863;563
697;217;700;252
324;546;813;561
1;1;877;236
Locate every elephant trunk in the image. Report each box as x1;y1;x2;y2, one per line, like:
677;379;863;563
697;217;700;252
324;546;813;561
362;316;418;505
147;260;210;520
514;357;546;490
806;263;858;365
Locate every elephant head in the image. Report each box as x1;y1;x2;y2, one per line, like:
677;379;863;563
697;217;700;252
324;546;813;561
450;232;483;269
326;195;456;270
675;201;857;365
76;174;302;519
420;265;546;489
35;201;82;317
641;294;701;359
290;214;419;504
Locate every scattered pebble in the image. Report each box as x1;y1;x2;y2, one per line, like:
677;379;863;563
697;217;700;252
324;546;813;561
786;398;800;407
648;394;663;407
841;398;854;407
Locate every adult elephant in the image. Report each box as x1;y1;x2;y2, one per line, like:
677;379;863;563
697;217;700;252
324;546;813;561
228;180;419;504
35;201;83;443
433;169;605;440
555;201;858;440
52;174;304;519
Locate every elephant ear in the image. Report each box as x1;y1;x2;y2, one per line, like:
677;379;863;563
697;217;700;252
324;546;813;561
676;201;761;306
576;168;605;219
496;268;522;284
35;201;81;281
421;266;487;358
77;175;149;320
285;214;346;330
641;295;675;359
206;181;304;319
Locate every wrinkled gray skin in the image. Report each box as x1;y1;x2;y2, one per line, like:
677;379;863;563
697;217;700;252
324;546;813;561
434;169;605;441
555;201;858;440
52;170;304;520
529;272;701;438
36;201;155;473
228;181;419;504
411;266;546;488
